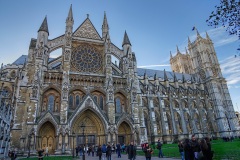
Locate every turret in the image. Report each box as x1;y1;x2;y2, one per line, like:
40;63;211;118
37;16;49;47
66;4;74;28
102;11;109;41
163;69;169;87
176;45;181;54
122;31;132;55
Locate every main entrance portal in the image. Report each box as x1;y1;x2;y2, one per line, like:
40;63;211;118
72;109;105;146
38;121;56;153
118;122;132;145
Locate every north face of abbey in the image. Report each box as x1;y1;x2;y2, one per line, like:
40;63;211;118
1;5;239;154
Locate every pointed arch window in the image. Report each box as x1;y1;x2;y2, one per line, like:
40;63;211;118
69;95;73;108
48;95;54;111
115;98;122;113
93;95;98;104
76;95;80;106
100;95;104;110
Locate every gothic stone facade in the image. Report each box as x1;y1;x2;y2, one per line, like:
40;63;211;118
1;6;239;154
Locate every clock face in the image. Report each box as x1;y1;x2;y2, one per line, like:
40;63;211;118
71;45;102;73
199;69;206;80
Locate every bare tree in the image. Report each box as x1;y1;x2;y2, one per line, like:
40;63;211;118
206;0;240;50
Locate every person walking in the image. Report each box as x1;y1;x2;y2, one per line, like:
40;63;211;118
37;148;44;160
75;146;79;158
143;143;153;160
157;139;164;158
189;134;200;160
45;147;49;156
106;144;112;160
178;140;184;160
183;138;191;160
127;141;136;160
116;143;121;158
102;144;107;160
97;145;102;160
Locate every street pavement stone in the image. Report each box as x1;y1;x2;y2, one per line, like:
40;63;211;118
73;153;180;160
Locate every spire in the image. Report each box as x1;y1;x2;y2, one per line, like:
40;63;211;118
66;4;73;22
170;51;173;58
188;36;191;45
154;72;157;80
173;71;177;82
102;11;109;39
185;47;189;55
122;31;131;47
176;45;181;54
164;69;168;81
206;32;211;41
195;27;202;39
38;16;49;35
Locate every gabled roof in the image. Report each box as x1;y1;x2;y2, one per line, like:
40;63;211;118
12;55;27;65
137;68;192;82
73;17;101;40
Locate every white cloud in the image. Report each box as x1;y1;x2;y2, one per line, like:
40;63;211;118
220;56;240;85
172;27;238;55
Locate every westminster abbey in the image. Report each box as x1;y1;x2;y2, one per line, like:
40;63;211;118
0;5;239;155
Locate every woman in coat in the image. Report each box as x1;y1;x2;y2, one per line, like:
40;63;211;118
143;143;153;160
97;145;102;160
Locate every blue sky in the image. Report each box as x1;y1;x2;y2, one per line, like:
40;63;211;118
0;0;239;111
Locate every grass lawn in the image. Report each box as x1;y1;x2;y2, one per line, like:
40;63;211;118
137;139;240;160
19;139;240;160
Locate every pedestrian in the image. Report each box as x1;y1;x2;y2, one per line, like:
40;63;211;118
92;145;95;156
157;139;164;158
204;137;213;160
178;140;184;160
127;141;136;160
106;144;112;160
75;146;79;157
97;145;102;160
102;144;107;160
38;148;44;160
189;134;200;160
116;143;121;158
143;143;153;160
121;143;125;152
183;138;191;160
79;145;83;158
45;147;49;156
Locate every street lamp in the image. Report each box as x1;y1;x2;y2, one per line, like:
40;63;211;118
72;131;75;158
27;134;32;158
80;122;86;160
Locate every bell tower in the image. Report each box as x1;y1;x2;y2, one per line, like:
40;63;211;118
188;29;239;137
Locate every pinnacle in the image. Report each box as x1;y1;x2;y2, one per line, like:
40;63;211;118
122;31;131;46
38;16;49;35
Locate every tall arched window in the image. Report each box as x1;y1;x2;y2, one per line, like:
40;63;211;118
93;96;98;104
100;95;104;110
76;95;80;106
115;98;122;113
69;95;73;108
48;95;54;111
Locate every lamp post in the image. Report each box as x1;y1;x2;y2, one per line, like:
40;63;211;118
27;134;32;158
80;123;86;160
72;131;75;158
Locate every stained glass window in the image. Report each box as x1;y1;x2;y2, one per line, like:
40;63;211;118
48;95;54;111
69;95;73;108
71;45;102;73
115;98;122;113
100;96;104;110
76;95;80;106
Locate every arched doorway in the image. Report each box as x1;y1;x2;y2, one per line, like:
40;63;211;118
38;121;56;153
71;109;106;146
118;121;132;145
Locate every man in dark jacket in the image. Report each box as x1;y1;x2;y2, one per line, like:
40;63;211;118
143;143;153;160
157;139;164;158
127;141;136;160
190;135;200;160
106;144;112;160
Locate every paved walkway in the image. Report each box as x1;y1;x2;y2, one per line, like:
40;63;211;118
73;154;180;160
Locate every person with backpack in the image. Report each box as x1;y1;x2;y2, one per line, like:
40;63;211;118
157;139;164;158
106;144;112;160
102;144;107;160
143;143;153;160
